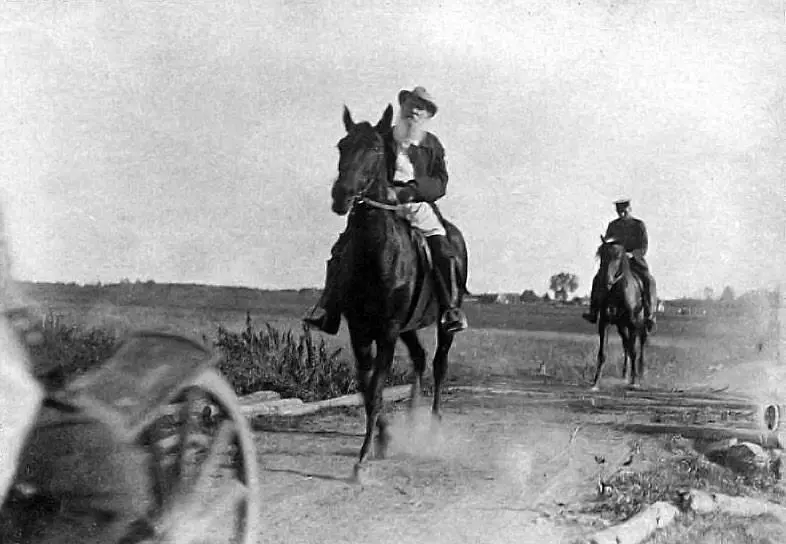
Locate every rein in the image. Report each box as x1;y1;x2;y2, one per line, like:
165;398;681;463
356;194;400;212
601;243;632;288
350;146;401;212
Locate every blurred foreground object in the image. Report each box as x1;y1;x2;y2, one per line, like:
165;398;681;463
0;202;44;503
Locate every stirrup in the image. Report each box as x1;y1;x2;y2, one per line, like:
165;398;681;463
440;308;468;333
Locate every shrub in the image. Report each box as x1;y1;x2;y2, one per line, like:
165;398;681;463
27;312;119;389
214;314;409;401
24;310;410;403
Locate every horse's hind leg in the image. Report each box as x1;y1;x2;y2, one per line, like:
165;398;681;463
399;330;427;416
431;327;454;422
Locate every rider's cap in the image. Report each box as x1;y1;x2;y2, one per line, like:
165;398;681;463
614;198;631;209
398;86;438;116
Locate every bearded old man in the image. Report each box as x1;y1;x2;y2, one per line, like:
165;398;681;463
304;86;468;335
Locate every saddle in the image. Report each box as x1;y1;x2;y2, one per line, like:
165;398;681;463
396;217;438;332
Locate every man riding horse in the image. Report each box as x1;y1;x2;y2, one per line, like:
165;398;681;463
582;198;658;332
304;86;468;335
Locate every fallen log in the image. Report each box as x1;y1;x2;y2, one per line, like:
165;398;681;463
615;423;784;449
240;397;306;417
678;488;786;522
242;385;412;419
586;501;680;544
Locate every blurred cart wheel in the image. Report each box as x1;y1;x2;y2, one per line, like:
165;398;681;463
138;368;259;544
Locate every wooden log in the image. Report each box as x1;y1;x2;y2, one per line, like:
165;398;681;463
679;489;786;522
615;423;784;449
311;385;412;410
586;501;680;544
244;385;412;419
238;390;281;405
240;398;305;417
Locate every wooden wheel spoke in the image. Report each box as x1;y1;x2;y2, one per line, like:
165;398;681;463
175;389;202;482
191;420;235;496
144;369;258;544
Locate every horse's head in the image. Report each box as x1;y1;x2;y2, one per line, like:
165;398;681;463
330;105;394;216
596;235;627;289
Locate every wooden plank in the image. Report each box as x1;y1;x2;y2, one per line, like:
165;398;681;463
615;423;784;449
244;385;413;420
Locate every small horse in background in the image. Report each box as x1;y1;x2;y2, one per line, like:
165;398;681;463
330;105;468;480
590;236;649;390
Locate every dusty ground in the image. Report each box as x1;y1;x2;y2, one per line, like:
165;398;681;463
249;322;782;544
251;380;726;544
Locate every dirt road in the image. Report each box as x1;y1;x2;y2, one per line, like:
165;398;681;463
252;383;685;544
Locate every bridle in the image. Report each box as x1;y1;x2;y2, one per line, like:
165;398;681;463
347;145;400;213
600;239;628;288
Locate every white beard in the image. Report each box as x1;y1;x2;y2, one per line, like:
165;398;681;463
394;112;426;143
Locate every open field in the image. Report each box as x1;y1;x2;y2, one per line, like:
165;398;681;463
18;282;784;543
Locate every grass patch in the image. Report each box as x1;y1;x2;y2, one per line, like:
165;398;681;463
585;437;784;523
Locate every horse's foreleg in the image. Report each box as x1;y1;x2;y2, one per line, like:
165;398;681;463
371;337;396;460
637;329;647;384
400;330;427;416
620;326;629;380
591;322;608;390
350;334;376;479
431;327;454;422
624;327;639;388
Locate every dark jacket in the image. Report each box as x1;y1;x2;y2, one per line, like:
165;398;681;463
605;217;648;260
381;129;448;203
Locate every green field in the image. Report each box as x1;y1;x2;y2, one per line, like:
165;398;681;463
20;281;778;396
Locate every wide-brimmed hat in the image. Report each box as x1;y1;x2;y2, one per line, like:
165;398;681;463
398;86;438;116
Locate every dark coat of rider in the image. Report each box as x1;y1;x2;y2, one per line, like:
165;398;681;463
604;216;649;264
381;129;448;203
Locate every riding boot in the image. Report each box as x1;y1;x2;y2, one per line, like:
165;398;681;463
582;273;602;324
303;236;347;335
427;235;468;333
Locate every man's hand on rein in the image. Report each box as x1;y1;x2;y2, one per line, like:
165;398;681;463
394;183;417;204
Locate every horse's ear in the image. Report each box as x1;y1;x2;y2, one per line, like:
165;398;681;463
342;105;354;132
375;104;393;132
600;234;606;243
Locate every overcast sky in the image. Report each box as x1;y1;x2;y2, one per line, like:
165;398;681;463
0;0;783;299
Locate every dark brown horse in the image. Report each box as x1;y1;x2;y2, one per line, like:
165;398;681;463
330;105;468;479
590;236;649;390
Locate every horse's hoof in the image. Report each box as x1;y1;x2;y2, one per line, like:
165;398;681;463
431;412;443;426
627;383;642;390
351;463;368;485
590;384;600;392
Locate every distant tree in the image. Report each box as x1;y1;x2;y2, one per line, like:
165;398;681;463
519;289;539;303
541;293;551;302
703;286;715;300
549;272;579;303
719;285;735;303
